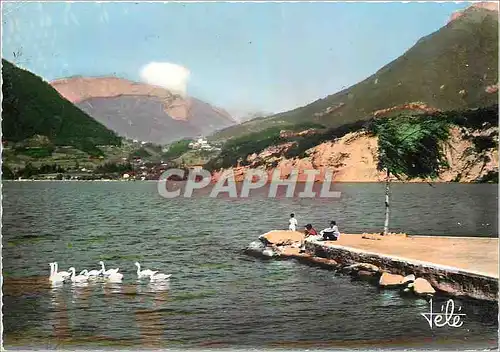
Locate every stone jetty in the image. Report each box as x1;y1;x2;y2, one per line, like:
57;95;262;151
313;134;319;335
246;230;498;302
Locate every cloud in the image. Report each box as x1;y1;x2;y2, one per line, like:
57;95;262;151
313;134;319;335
139;62;190;96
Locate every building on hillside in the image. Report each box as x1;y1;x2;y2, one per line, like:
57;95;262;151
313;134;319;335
188;137;219;151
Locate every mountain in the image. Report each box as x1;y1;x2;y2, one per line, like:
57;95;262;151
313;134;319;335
50;76;237;145
1;59;121;155
211;4;498;141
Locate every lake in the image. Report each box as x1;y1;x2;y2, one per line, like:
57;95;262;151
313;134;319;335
2;181;498;349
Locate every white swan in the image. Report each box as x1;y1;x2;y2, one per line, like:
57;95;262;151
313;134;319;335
48;263;66;283
106;271;123;283
68;267;89;283
80;268;101;278
53;262;71;280
99;261;119;277
149;272;171;282
135;262;158;279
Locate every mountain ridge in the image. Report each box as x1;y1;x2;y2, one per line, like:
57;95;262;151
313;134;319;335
50;76;237;144
211;6;498;141
1;59;121;156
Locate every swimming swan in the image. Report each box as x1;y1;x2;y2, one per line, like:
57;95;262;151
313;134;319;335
106;271;123;283
48;263;66;283
53;262;71;280
80;268;101;277
99;261;119;277
79;269;101;278
149;272;171;282
134;262;158;279
69;267;89;283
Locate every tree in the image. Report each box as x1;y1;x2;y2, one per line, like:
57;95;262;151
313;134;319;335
370;114;451;235
2;164;15;180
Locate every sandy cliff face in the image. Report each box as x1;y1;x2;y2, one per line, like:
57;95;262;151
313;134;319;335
212;127;498;183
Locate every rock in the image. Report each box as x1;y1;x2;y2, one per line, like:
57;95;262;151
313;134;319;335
357;270;376;279
413;278;436;296
247;241;265;251
262;248;276;257
345;263;380;273
402;274;416;285
245;241;266;256
309;257;338;267
378;272;405;288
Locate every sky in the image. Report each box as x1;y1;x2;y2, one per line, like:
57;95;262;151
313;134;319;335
2;1;468;118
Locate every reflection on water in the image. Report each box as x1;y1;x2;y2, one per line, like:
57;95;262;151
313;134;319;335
49;286;71;342
2;182;498;349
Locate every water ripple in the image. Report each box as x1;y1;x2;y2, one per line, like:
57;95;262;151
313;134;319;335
2;181;498;349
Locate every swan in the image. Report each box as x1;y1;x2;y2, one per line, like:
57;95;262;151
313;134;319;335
68;267;89;283
53;262;71;280
149;272;171;282
80;268;101;278
99;261;119;277
134;262;158;279
48;263;66;283
106;271;123;283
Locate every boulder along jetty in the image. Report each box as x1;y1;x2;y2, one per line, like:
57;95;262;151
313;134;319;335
245;231;498;302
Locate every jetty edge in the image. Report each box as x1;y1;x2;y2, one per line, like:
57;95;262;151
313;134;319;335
245;230;499;302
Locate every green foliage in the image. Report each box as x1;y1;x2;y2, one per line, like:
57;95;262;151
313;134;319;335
161;139;192;161
205;127;284;170
2;164;15;180
1;59;122;156
370;114;451;180
475;170;498;183
129;148;152;159
212;8;498;141
205;123;328;170
95;162;133;174
16;147;55;158
11;162;63;178
444;104;498;129
471;135;497;153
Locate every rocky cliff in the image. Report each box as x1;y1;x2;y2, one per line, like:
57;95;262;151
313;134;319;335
212;4;498;141
212;126;498;183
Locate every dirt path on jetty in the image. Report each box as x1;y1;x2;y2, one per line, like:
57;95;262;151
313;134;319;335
262;231;499;278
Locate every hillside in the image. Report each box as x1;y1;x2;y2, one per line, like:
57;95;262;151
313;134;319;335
211;5;498;141
1;59;121;155
209;105;498;183
50;77;237;144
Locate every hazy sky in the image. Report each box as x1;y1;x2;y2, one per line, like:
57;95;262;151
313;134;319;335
2;1;466;117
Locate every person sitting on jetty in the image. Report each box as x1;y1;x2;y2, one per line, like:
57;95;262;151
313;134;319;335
288;213;298;231
299;224;319;253
320;221;340;241
304;224;318;237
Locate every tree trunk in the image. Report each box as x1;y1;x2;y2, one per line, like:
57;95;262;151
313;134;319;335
383;169;390;235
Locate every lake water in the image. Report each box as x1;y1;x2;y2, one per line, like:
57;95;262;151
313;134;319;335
2;181;498;349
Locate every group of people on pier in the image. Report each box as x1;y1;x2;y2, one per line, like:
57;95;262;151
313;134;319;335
288;213;341;241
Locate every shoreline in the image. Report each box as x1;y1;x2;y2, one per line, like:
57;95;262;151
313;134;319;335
246;231;499;302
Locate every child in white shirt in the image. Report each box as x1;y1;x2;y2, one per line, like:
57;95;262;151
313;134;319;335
288;213;298;231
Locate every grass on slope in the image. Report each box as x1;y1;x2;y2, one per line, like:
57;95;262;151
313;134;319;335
212;7;498;141
205;122;326;170
2;59;121;156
